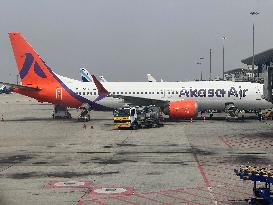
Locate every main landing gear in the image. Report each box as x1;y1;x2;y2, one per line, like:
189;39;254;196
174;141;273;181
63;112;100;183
78;103;92;121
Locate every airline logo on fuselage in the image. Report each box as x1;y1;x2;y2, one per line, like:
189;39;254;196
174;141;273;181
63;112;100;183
179;87;248;99
19;53;47;79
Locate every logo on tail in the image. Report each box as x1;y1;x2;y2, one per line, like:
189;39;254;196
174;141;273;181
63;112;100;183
19;53;47;79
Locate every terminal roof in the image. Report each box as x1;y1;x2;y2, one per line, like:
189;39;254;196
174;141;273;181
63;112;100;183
241;48;273;66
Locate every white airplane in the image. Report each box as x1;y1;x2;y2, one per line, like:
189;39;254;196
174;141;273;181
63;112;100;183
147;74;157;82
0;85;12;94
147;74;164;82
2;32;272;120
99;76;108;82
80;68;108;83
80;68;92;82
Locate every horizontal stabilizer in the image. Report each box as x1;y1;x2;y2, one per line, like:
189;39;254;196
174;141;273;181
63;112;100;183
0;82;41;91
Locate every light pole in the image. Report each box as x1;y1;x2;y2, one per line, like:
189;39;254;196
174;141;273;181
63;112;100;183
197;57;204;80
209;49;212;80
222;36;227;80
250;11;259;79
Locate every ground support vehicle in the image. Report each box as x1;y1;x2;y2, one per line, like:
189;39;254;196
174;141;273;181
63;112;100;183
234;166;273;204
52;105;72;119
113;105;164;129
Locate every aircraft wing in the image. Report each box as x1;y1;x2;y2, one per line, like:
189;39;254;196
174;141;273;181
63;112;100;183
111;94;169;107
0;82;41;91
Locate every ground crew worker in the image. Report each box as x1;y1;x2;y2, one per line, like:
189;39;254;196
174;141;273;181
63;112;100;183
258;109;262;121
209;110;213;119
241;109;245;121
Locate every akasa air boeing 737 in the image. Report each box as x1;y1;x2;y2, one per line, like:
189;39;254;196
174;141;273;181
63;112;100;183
1;32;272;120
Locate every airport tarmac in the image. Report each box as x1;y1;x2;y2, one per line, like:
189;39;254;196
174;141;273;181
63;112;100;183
0;94;272;205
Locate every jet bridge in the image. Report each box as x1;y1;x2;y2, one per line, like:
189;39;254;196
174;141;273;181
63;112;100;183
263;66;273;102
242;48;273;103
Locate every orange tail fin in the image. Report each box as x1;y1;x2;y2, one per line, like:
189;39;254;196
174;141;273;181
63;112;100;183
9;32;54;86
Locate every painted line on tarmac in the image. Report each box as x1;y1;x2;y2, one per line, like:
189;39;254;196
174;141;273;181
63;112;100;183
148;191;208;205
197;187;241;202
107;196;140;205
193;154;218;205
133;193;173;205
76;199;108;205
46;180;92;188
193;154;211;188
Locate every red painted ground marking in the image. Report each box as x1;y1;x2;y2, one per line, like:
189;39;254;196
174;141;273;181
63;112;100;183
76;199;108;205
193;154;211;188
108;196;140;205
133;193;172;205
90;199;109;205
168;189;216;202
173;191;232;205
142;188;185;195
152;192;208;205
76;200;85;205
45;180;92;188
197;187;241;200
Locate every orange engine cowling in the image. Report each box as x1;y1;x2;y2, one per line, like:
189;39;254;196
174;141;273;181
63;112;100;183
163;100;198;119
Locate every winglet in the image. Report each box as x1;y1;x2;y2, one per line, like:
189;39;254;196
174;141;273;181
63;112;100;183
91;75;109;97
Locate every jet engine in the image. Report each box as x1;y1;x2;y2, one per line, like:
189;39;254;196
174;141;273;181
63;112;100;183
163;99;198;119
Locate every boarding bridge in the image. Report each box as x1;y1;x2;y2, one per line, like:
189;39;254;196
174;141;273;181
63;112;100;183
263;66;273;102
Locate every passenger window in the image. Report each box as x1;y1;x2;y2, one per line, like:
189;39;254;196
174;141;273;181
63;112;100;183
79;92;81;95
172;91;175;94
157;92;159;94
133;92;135;94
129;92;131;94
176;91;179;94
125;92;127;94
161;92;163;94
113;92;115;94
141;92;143;94
121;92;123;94
87;92;89;95
117;92;119;94
152;92;154;94
137;92;139;94
94;92;96;95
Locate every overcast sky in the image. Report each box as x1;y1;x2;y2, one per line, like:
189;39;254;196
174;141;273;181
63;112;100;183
1;0;273;82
